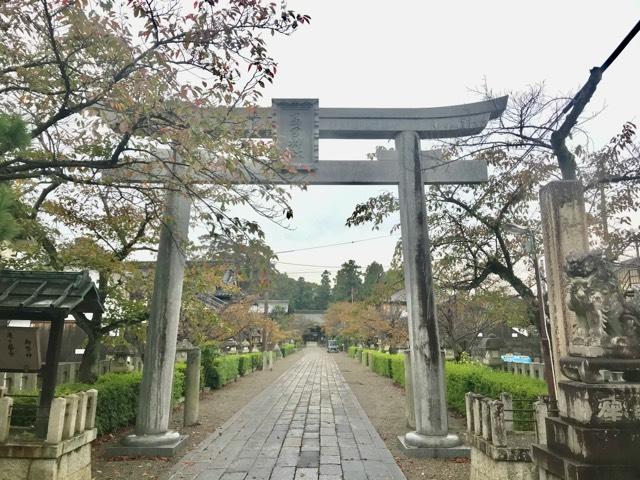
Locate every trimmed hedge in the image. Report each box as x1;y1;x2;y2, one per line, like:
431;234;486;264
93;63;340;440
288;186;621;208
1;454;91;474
281;344;296;357
201;344;220;389
250;352;263;370
211;355;240;388
237;354;252;376
349;352;547;426
54;367;187;436
390;354;405;386
371;351;392;377
445;362;547;415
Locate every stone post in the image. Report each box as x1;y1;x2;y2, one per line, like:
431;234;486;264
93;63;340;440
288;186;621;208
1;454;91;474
403;350;415;429
490;400;506;447
115;188;191;456
183;348;201;427
533;400;549;445
540;180;589;411
465;393;473;433
75;392;88;433
481;399;491;441
46;397;66;444
62;394;79;440
396;131;461;452
472;396;482;436
500;393;513;432
85;389;98;430
0;397;13;443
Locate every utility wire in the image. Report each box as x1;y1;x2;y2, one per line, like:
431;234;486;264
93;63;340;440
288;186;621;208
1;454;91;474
275;261;340;268
274;234;399;254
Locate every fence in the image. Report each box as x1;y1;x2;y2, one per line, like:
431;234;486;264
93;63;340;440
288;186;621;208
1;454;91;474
500;360;545;381
0;359;122;393
0;388;98;444
465;392;538;480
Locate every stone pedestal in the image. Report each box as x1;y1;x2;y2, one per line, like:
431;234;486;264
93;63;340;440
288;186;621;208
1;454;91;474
0;430;96;480
533;180;640;479
532;379;640;479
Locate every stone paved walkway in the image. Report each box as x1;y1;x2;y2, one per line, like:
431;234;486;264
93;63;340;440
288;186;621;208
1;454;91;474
164;347;406;480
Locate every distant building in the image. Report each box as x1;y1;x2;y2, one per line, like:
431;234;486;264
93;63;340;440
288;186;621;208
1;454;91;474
250;300;290;314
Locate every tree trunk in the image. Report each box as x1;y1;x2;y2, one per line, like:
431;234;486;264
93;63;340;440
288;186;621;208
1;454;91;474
78;332;101;384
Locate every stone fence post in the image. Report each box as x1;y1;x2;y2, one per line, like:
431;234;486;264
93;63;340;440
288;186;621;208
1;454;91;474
0;397;12;443
184;348;201;427
481;398;491;441
499;393;513;432
490;400;507;447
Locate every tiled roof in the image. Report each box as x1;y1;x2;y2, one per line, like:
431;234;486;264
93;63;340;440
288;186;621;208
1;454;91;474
0;270;103;320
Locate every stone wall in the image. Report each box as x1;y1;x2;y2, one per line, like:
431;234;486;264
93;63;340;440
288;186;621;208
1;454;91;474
466;392;538;480
0;389;98;480
470;446;536;480
0;433;94;480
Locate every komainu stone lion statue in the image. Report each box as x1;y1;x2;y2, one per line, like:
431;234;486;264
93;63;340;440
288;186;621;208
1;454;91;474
566;251;640;357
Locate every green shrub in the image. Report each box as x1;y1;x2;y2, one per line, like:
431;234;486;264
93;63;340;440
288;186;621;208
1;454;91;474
445;362;546;414
349;351;546;428
56;366;188;436
173;362;186;403
201;344;221;389
390;354;405;386
282;344;296;357
91;372;142;435
348;346;358;358
211;355;239;388
250;352;263;370
10;391;39;427
237;354;252;376
371;351;393;378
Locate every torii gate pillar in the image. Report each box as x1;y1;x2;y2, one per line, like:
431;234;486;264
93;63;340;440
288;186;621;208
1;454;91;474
396;131;465;454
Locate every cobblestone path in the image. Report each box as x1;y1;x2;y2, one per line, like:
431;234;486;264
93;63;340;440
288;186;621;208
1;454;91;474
165;347;406;480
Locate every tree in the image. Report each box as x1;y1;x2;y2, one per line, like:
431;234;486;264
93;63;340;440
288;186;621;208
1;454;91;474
347;86;640;325
324;300;406;348
0;0;310;188
0;115;29;244
4;184;161;382
437;289;527;361
291;276;314;311
1;0;312;379
361;261;384;299
315;270;332;310
333;260;363;302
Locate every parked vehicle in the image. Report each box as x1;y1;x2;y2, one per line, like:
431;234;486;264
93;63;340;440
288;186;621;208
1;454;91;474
327;339;339;353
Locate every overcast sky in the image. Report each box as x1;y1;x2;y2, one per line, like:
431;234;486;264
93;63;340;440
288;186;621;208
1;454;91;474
200;1;640;283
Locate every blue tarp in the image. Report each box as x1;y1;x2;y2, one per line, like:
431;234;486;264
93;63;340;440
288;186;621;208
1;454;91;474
501;353;532;364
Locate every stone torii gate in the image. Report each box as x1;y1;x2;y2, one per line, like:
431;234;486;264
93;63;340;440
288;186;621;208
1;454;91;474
115;96;507;457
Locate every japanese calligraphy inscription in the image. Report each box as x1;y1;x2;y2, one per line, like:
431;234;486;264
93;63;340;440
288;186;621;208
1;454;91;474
272;98;319;167
0;327;41;372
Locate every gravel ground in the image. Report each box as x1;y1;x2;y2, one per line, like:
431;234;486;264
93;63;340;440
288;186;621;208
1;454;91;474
333;353;470;480
91;351;302;480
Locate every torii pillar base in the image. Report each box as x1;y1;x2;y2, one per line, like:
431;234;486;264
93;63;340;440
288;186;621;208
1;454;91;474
106;432;188;458
397;434;470;459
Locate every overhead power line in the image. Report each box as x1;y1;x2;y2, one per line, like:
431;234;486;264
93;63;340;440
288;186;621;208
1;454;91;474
275;261;340;268
274;234;399;254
